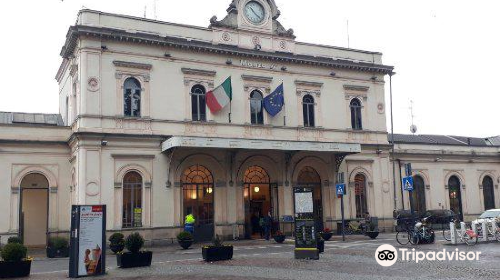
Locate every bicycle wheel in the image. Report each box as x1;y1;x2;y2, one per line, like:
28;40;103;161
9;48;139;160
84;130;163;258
409;231;420;245
463;234;478;246
495;230;500;242
396;230;410;245
442;229;451;241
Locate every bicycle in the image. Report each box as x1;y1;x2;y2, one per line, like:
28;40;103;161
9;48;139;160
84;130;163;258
395;217;417;245
443;219;478;246
410;216;435;245
343;221;365;235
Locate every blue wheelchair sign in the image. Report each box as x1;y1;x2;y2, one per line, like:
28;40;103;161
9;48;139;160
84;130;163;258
336;184;346;196
402;176;414;191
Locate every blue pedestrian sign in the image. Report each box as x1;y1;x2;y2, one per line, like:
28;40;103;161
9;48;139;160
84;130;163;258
402;176;414;191
336;184;346;196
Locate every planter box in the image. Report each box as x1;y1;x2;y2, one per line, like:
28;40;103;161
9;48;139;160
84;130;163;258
321;232;333;241
0;260;32;278
202;246;233;262
273;235;286;243
117;251;153;268
178;239;194;250
47;247;69;258
365;231;380;239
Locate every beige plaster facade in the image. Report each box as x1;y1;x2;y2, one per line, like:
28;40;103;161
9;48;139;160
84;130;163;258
0;0;498;246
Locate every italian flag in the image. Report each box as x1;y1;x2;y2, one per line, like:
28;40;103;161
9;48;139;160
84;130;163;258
206;77;232;113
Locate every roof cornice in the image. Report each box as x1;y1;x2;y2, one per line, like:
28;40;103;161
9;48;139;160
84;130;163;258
61;25;394;74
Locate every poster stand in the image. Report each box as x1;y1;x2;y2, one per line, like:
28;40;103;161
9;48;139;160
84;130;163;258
293;187;319;260
69;205;106;278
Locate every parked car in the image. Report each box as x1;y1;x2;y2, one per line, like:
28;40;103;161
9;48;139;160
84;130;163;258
472;209;500;224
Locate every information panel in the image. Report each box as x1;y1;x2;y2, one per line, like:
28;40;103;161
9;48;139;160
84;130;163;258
293;187;318;260
69;205;106;278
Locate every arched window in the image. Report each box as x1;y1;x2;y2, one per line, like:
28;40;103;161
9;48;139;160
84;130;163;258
124;78;142;117
448;176;463;220
191;85;207;122
250;90;264;125
350;98;362;130
411;175;427;214
354;174;368;218
123;171;143;228
483;176;496;210
302;95;315;127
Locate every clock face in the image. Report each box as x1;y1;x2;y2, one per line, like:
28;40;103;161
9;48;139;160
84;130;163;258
244;1;265;24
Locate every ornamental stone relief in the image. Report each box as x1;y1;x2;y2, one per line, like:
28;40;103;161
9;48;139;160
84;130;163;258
243;126;273;138
184;123;217;135
87;77;100;92
115;119;152;131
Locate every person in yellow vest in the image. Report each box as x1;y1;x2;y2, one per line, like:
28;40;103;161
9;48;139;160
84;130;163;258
185;213;195;234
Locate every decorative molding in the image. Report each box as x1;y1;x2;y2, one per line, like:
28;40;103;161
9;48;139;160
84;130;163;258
113;60;152;70
111;154;156;160
114;182;122;189
181;68;216;77
295;80;323;89
50;187;58;193
343;85;369;92
144;182;152;189
241;75;273;83
425;184;431;190
87;77;100;92
11;187;19;194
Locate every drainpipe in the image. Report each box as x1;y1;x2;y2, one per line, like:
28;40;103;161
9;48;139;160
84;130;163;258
389;72;397;211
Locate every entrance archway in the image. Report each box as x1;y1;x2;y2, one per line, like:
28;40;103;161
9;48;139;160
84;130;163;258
297;167;323;231
20;173;49;247
243;166;273;239
448;176;463;220
411;175;427;214
181;165;214;242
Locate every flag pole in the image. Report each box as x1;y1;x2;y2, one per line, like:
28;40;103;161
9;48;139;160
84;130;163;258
229;77;232;123
282;81;286;126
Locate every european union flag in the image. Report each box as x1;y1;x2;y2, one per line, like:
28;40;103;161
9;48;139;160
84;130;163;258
263;83;284;117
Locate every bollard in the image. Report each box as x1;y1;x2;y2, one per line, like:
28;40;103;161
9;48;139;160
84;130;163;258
450;222;457;245
481;221;488;242
460;222;467;243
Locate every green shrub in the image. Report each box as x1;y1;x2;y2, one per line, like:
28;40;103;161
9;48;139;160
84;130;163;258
1;243;27;262
7;236;22;244
177;231;193;241
212;235;224;247
125;233;144;254
109;233;125;245
48;237;69;250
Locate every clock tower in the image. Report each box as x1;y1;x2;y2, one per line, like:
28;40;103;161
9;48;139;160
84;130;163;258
210;0;296;52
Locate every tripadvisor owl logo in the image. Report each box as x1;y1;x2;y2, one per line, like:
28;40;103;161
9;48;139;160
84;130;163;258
375;244;398;267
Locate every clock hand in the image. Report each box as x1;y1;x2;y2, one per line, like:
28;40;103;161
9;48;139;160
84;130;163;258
249;7;262;19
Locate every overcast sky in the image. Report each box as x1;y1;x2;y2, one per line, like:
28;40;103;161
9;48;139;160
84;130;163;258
0;0;498;137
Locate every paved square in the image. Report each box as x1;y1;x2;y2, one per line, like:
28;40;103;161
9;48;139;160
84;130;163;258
26;233;500;280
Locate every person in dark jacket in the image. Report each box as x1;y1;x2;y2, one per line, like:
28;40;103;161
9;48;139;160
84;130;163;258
264;211;273;240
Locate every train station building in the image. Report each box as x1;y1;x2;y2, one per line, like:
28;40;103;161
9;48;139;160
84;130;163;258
0;0;498;247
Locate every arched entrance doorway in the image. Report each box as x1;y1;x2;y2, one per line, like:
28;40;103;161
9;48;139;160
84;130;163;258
411;175;427;215
448;176;463;220
181;165;215;242
482;176;496;210
20;173;49;247
243;166;275;239
297;167;323;231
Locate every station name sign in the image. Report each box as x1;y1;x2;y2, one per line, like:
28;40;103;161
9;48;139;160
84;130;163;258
239;59;278;70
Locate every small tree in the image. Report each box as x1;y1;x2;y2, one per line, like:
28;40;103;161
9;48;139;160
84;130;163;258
125;233;144;254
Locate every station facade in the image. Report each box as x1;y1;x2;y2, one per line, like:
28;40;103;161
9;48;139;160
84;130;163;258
0;0;498;247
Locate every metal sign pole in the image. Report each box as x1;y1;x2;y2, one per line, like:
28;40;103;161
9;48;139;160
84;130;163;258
337;172;346;242
405;164;415;216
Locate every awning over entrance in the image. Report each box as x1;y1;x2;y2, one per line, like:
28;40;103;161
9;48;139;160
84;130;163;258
161;136;361;153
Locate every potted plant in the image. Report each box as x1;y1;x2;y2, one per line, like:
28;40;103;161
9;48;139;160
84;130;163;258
365;222;379;239
321;228;333;241
46;236;69;258
273;231;286;244
0;242;32;278
177;231;194;250
202;235;233;262
109;233;125;254
116;233;153;268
